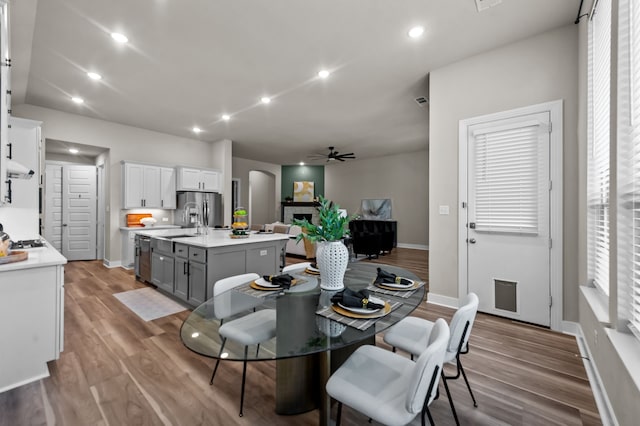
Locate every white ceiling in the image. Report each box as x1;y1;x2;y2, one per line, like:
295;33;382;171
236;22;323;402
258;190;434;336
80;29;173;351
10;0;579;165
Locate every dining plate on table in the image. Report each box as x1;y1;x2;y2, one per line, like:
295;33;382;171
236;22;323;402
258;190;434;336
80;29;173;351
332;299;392;319
375;279;417;291
250;277;298;290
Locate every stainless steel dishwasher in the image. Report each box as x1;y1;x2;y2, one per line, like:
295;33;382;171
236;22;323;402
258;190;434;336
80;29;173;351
134;234;152;282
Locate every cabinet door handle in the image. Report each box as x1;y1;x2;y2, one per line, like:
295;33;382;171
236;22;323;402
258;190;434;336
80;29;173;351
161;199;164;207
5;179;11;203
6;143;11;159
183;262;187;275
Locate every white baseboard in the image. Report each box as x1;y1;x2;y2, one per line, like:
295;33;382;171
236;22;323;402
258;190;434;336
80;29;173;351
561;320;581;336
426;293;459;308
103;259;123;269
397;243;428;250
574;325;617;426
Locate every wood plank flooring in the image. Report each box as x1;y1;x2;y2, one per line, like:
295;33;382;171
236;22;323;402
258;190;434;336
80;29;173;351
0;248;601;425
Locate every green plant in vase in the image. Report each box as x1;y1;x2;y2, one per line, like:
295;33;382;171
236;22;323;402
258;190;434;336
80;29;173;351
293;195;355;290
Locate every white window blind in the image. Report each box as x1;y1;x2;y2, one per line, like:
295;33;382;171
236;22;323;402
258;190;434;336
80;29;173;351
618;0;640;338
472;123;541;234
588;0;611;295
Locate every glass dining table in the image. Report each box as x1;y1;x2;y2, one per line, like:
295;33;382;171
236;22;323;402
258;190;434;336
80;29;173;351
180;261;426;425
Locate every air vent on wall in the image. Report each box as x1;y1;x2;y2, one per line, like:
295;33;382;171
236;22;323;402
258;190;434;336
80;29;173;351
415;97;429;108
475;0;502;12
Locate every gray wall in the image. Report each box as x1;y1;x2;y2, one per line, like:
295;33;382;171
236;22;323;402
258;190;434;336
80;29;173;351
232;156;281;224
249;170;276;225
428;24;579;319
324;149;429;248
13;104;230;264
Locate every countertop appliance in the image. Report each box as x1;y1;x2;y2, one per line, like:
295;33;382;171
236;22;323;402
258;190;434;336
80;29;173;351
10;239;45;249
134;234;151;282
175;191;222;228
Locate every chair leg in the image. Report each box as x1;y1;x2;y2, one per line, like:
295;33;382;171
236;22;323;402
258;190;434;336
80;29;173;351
442;373;460;426
425;407;435;426
336;402;342;426
459;358;478;407
239;346;249;417
210;338;227;385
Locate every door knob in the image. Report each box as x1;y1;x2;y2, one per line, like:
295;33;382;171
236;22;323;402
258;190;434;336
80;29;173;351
62;223;68;227
469;238;476;244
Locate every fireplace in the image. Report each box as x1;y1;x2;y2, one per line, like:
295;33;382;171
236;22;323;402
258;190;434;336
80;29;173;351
281;202;320;224
293;213;313;222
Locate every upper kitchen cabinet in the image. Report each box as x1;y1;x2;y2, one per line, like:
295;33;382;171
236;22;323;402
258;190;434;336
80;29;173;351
0;0;10;206
159;166;176;209
176;166;220;192
122;162;176;209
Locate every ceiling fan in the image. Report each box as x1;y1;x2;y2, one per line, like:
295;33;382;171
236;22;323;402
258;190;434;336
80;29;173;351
308;146;356;162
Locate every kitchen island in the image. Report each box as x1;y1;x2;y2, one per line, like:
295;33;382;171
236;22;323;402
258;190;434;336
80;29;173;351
136;228;290;307
0;242;66;393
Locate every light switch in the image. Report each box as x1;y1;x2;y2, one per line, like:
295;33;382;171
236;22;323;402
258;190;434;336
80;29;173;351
162;217;169;222
260;250;268;256
439;205;450;215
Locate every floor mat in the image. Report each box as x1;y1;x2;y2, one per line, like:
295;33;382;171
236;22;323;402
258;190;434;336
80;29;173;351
113;287;187;321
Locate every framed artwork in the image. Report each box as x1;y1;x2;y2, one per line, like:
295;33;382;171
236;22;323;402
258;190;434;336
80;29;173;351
293;181;314;202
360;199;392;220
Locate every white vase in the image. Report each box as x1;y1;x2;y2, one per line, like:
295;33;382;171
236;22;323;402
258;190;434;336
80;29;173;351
316;241;349;291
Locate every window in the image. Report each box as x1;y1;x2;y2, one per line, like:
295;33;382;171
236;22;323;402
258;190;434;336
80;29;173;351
587;0;612;295
618;0;640;338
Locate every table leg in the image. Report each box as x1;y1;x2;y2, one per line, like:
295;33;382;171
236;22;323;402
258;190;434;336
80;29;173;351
319;350;332;426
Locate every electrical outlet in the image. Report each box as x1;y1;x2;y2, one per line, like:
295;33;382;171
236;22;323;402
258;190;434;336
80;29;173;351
162;217;168;222
260;250;267;256
594;330;598;346
439;205;450;215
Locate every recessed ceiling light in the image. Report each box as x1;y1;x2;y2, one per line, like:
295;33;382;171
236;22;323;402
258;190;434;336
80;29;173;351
69;148;79;154
71;97;84;104
408;26;424;38
192;127;202;133
87;72;102;80
111;32;129;43
318;70;330;79
221;114;231;121
261;96;271;104
299;162;305;166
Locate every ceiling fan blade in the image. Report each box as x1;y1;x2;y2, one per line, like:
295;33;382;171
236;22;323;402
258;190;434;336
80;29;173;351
336;157;345;161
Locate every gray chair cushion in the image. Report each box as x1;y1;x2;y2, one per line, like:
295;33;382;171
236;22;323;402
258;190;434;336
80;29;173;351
218;309;277;346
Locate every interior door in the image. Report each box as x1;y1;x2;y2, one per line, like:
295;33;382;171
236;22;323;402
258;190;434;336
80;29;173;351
466;112;551;326
62;165;97;260
44;164;63;251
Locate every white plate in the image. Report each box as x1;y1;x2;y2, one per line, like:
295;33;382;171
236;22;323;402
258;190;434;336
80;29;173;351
377;279;415;289
255;277;282;288
307;264;319;272
338;296;384;314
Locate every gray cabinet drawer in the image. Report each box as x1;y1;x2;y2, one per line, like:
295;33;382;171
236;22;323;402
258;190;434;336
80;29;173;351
189;246;207;262
151;238;173;255
174;243;188;258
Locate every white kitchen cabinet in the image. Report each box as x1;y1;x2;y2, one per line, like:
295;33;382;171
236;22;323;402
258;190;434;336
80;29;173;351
0;1;9;206
160;167;176;209
176;166;220;192
0;117;42;240
0;245;66;393
122;162;175;209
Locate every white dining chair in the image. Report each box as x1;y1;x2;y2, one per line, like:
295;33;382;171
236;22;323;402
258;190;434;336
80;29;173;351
326;318;450;426
209;272;277;417
383;292;480;425
282;261;312;274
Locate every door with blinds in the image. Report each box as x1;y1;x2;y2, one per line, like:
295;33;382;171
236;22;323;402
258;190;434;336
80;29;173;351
466;112;551;326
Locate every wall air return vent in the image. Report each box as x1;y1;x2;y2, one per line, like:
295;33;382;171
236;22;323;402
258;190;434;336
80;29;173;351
415;97;429;108
475;0;503;12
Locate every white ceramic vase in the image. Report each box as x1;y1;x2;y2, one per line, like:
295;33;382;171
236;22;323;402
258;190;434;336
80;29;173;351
316;240;349;291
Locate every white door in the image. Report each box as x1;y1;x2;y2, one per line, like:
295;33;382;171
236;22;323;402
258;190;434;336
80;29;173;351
44;164;63;251
466;112;551;326
62;165;97;260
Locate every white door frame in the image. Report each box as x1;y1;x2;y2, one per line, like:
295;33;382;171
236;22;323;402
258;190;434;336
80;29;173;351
458;99;564;331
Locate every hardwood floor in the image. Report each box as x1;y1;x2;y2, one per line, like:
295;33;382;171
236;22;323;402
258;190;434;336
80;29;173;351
0;248;601;425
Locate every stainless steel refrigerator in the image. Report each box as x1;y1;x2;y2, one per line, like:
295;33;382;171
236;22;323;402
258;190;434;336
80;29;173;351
176;191;223;228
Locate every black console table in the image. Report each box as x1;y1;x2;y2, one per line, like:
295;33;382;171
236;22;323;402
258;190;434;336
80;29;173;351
349;220;397;258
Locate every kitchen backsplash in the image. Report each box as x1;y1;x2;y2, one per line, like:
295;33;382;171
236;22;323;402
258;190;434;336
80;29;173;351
120;208;174;227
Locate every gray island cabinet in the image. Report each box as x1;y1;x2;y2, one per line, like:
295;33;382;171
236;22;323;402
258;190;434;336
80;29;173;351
141;229;289;307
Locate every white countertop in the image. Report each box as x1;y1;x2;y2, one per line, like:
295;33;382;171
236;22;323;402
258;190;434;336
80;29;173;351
119;225;181;231
0;243;67;272
136;228;290;248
